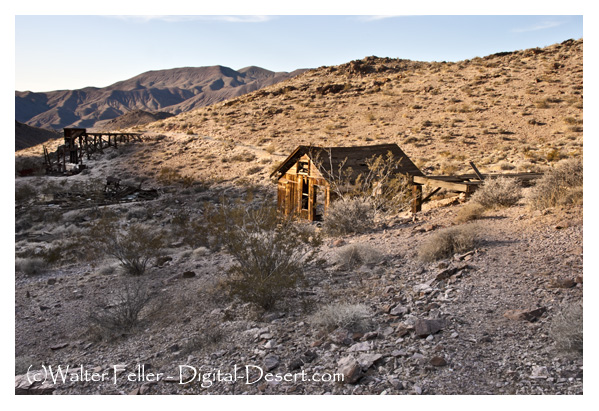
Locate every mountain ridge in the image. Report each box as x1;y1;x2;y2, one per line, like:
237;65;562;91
15;65;310;130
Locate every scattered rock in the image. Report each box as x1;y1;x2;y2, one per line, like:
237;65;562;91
264;354;280;371
530;365;549;379
549;278;576;288
182;271;196;279
414;319;445;337
390;305;408;317
357;353;383;370
337;356;363;384
155;256;173;267
348;341;371;352
503;307;546;322
50;342;69;350
15;373;55;395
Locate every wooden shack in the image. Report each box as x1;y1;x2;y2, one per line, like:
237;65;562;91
270;144;423;221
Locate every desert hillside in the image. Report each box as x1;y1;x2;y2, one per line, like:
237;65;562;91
14;121;61;152
15;65;308;130
14;39;583;395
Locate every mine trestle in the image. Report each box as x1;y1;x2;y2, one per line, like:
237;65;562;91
43;128;142;175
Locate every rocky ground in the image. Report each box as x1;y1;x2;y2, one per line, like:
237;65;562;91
15;169;583;394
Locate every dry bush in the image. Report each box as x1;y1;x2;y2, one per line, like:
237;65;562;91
180;323;226;356
334;243;383;270
550;301;583;354
89;216;164;276
527;159;583;209
15;183;37;203
87;277;153;339
470;177;522;209
455;202;485;223
212;199;321;310
418;224;478;262
323;197;374;236
15;257;45;276
310;303;374;332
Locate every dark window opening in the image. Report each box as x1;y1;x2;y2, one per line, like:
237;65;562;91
298;160;309;174
301;178;309;210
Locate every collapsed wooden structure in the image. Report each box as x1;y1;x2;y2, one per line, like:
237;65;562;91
270;144;423;221
43;128;142;175
273;144;544;219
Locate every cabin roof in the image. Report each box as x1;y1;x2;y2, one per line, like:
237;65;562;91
270;143;424;181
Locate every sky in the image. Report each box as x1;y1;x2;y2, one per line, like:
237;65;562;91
14;9;585;92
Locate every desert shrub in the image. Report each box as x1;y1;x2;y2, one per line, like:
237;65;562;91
527;159;583;209
550;301;583;354
310;303;373;332
157;167;194;187
418;224;478;262
213;199;321;310
455;202;485;223
90;216;164;276
334;243;383;270
323;197;374;236
15;183;37;203
87;277;152;339
180;323;226;355
470;177;522;209
15;257;45;276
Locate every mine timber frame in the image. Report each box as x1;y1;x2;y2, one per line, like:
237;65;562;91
44;128;142;174
410;172;544;213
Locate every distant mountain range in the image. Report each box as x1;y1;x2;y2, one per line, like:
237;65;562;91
15;65;309;131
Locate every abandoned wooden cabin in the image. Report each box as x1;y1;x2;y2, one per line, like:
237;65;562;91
270;144;424;221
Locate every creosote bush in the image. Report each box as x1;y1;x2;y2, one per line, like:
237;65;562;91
470;177;522;209
527;159;583;209
87;277;152;339
310;303;374;332
90;215;164;276
549;301;583;354
211;198;321;310
418;224;478;262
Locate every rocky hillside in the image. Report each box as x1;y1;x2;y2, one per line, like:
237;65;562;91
134;38;582;182
94;110;175;131
15;66;308;130
14;121;61;151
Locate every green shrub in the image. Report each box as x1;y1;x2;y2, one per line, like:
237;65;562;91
214;199;321;310
87;277;152;339
418;224;478;262
90;217;164;276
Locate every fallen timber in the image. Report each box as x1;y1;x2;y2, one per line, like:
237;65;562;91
410;172;544;213
44;128;142;175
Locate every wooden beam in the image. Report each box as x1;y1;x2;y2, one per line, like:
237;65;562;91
413;175;479;193
411;184;422;213
469;161;485;181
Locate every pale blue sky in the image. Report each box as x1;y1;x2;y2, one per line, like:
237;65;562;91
15;14;583;92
